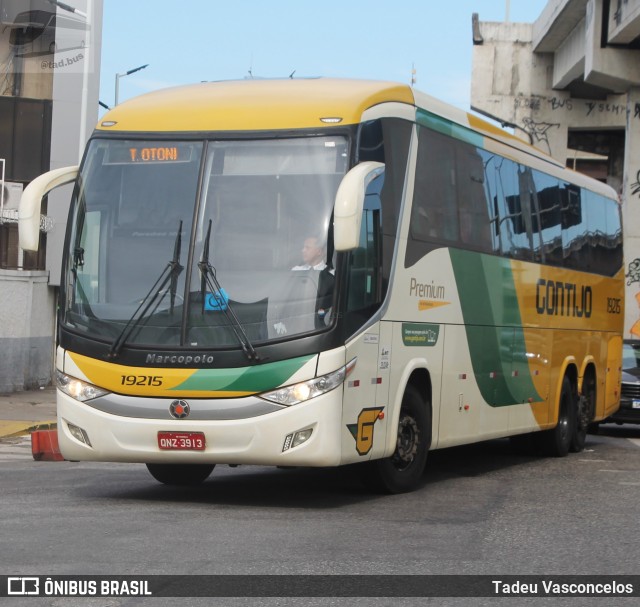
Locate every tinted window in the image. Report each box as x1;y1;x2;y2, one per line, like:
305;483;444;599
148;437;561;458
347;174;383;312
531;170;562;266
410;127;458;243
406;128;493;266
561;185;589;271
457;147;492;251
585;190;608;274
404;123;621;276
492;158;532;261
359;118;412;286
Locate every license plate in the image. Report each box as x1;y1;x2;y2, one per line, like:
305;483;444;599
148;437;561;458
633;400;640;410
158;431;206;451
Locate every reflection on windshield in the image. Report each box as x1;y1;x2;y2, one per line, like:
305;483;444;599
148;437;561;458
63;135;348;351
108;221;185;358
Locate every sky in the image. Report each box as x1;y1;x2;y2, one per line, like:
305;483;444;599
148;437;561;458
97;0;548;114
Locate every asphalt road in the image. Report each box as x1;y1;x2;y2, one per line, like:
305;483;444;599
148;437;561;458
1;425;639;606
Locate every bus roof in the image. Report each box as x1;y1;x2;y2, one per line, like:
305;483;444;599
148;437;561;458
98;78;416;133
97;78;548;159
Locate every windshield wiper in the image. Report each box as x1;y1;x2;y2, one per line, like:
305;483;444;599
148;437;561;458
199;219;260;362
108;221;184;359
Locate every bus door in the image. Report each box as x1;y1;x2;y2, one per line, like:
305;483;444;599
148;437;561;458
340;174;390;464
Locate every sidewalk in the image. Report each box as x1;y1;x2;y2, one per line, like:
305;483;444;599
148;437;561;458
0;387;57;439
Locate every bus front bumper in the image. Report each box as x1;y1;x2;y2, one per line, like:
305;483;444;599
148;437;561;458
56;389;344;467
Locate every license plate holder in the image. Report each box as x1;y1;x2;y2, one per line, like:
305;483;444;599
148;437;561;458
157;431;206;451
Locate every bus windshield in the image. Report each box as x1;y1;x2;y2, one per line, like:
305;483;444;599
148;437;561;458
63;135;349;351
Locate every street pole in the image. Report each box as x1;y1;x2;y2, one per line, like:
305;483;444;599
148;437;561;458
114;64;149;106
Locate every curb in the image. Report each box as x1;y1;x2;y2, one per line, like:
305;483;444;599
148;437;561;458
0;420;57;439
31;428;64;461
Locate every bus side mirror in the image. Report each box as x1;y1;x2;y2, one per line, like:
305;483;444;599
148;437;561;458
19;165;79;251
333;161;384;251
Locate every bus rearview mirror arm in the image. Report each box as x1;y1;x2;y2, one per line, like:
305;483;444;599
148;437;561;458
19;166;79;252
333;161;384;251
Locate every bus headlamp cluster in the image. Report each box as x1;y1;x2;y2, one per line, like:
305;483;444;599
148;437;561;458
56;370;109;402
259;359;356;406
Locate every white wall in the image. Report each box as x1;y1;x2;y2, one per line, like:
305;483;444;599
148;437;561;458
0;0;102;392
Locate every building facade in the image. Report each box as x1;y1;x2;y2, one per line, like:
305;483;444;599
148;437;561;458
472;0;640;336
0;0;102;392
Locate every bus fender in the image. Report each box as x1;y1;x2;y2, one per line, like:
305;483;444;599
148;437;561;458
383;358;431;456
578;355;596;396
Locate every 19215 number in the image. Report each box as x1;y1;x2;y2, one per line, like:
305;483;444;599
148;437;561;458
120;375;163;386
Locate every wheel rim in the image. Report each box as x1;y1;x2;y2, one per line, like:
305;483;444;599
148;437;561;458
391;414;420;471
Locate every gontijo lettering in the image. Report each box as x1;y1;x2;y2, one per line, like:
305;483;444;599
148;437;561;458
535;278;592;318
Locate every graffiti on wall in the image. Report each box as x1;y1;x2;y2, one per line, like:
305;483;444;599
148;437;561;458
626;259;640;337
521;118;560;156
631;170;640;198
513;96;638;121
627;259;640;286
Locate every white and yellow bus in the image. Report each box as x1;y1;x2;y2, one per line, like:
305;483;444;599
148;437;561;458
20;79;624;492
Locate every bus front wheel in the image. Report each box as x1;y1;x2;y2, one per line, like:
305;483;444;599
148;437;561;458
146;463;215;486
361;385;431;494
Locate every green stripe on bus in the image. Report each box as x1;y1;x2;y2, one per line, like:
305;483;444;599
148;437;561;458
171;355;315;393
449;249;541;406
416;108;484;148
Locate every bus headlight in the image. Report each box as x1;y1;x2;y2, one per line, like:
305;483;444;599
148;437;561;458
56;370;109;402
259;358;356;406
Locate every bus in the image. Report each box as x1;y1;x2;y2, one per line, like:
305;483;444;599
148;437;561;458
19;79;624;493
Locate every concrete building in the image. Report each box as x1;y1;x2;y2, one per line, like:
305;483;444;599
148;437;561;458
472;0;640;336
0;0;102;392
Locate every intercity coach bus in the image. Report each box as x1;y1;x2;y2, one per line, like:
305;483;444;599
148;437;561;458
19;79;624;493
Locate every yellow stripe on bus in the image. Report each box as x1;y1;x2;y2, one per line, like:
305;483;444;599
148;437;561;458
67;352;255;398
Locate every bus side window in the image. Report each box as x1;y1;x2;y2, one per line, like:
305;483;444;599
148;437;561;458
585;190;622;276
410;128;459;243
407;128;494;266
603;197;623;274
457;148;492;252
492;157;533;261
346;174;383;313
561;185;589;271
478;150;502;255
531;169;563;266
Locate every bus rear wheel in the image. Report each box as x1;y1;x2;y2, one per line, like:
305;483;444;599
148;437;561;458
537;377;576;457
571;374;595;452
146;463;215;485
361;385;431;494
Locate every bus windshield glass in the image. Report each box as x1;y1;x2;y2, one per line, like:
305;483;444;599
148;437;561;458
63;135;348;350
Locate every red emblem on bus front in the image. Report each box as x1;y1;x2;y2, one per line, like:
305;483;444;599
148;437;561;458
169;400;190;419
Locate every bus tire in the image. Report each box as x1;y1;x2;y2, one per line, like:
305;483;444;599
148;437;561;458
146;463;215;485
361;385;430;494
537;377;575;457
570;376;594;452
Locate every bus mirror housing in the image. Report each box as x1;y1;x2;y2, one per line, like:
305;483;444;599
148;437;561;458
19;165;79;252
333;161;384;251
